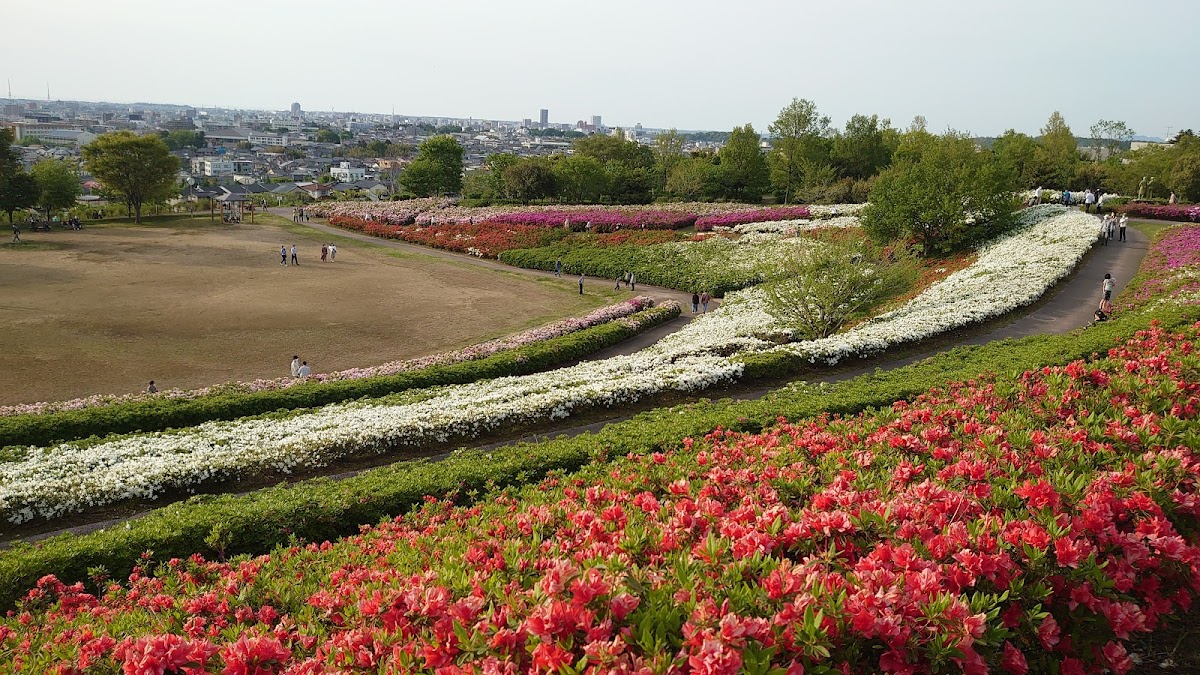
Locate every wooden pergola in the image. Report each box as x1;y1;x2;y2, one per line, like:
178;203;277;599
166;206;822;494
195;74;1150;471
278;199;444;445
213;192;254;223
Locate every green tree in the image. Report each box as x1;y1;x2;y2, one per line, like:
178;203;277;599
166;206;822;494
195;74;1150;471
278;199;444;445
763;237;919;339
402;135;464;196
552;154;607;203
503;158;557;203
718;124;769;202
1035;111;1080;187
31;159;81;221
315;129;340;144
159;130;205;150
829;114;895;181
81;131;179;224
1089;119;1135;161
603;162;653;204
666;157;718;201
484;153;519;199
652;129;687;193
0;128;40;222
1170;150;1200;202
991;130;1041;188
767;98;830;203
862;132;1018;257
572;134;654;168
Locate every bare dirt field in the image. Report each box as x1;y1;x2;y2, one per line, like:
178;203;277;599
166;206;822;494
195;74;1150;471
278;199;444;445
0;215;607;405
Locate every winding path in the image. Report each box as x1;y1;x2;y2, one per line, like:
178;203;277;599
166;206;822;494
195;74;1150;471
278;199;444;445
5;212;1151;545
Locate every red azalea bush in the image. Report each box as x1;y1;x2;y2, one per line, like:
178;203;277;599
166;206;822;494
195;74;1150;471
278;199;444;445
486;210;697;232
5;321;1200;673
328;216;568;257
695;206;813;231
1117;203;1200;223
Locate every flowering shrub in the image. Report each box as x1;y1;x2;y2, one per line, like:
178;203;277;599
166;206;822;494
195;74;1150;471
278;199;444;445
1117;225;1200;311
312;200;768;227
695;206;812;231
327;216;568;257
484;209;696;231
1117;203;1200;223
5;321;1200;673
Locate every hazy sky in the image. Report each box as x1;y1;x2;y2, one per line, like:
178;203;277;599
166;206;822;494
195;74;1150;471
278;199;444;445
4;0;1196;138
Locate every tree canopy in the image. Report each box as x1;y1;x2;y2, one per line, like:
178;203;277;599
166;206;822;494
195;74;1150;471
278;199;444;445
82;131;179;223
402;135;464;197
0;128;39;223
30;159;81;220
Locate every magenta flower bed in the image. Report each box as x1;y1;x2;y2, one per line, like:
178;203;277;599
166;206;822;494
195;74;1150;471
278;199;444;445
1118;203;1200;223
485;210;697;232
1118;225;1200;310
694;206;812;231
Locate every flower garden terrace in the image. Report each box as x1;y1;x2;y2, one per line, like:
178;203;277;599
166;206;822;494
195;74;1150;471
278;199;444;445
4;316;1200;674
0;207;1109;529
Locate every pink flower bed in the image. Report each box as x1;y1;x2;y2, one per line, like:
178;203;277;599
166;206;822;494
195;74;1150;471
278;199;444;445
1118;203;1200;223
695;206;812;231
0;298;656;418
485;210;696;231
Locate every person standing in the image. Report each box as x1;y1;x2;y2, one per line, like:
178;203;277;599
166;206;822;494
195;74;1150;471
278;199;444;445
578;273;585;295
321;244;328;262
1061;190;1071;206
1170;192;1178;205
291;355;301;377
1098;216;1109;245
11;222;19;243
630;272;636;292
1102;273;1115;312
700;291;710;313
290;244;299;265
691;292;700;314
614;277;622;290
292;208;298;223
1033;186;1042;205
1118;213;1128;242
329;243;336;261
1084;189;1095;213
298;361;311;378
147;380;158;393
280;245;288;265
554;258;562;277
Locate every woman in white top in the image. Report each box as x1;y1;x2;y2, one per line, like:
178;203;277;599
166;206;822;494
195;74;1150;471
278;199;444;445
1118;214;1128;242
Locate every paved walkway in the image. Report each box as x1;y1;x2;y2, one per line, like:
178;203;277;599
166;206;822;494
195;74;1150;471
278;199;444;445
5;212;1151;545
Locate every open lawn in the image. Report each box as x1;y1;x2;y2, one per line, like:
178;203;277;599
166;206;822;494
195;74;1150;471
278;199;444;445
0;215;610;405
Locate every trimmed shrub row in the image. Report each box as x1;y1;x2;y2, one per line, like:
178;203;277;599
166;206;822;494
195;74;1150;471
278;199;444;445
1;302;1194;609
0;303;681;449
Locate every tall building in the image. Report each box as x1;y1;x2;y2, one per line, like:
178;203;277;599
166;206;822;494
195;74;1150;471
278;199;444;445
592;115;602;129
539;108;548;128
522;118;532;129
290;102;302;118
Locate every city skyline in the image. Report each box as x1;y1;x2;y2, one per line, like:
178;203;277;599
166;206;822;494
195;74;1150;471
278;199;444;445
3;0;1198;139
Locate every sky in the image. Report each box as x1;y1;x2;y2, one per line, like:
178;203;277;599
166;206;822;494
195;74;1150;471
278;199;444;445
4;0;1197;139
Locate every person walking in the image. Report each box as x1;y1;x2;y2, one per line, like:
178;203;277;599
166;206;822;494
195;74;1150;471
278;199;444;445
1118;213;1128;242
614;277;622;290
691;292;700;314
329;243;336;261
1061;190;1071;206
1100;215;1111;245
280;245;288;265
290;244;299;265
147;380;158;394
1084;189;1095;213
578;273;585;295
291;355;301;377
700;291;711;313
321;244;328;262
11;222;19;243
554;258;562;277
298;361;311;378
629;272;636;292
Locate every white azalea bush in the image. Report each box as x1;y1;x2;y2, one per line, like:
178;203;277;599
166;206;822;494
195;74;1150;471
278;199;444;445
0;206;1100;524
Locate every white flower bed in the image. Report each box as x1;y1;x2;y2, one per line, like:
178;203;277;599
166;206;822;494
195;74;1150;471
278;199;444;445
0;206;1099;524
717;216;861;235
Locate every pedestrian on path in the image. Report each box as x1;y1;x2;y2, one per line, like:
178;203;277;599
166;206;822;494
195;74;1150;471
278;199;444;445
691;292;700;314
11;223;19;243
298;361;311;378
1084;189;1095;213
630;272;636;292
1118;214;1128;242
615;277;622;290
280;245;288;265
1062;190;1071;206
578;274;585;295
1102;273;1115;311
700;291;711;313
291;355;301;377
321;244;328;262
329;243;336;261
290;244;299;265
554;259;562;277
292;208;298;223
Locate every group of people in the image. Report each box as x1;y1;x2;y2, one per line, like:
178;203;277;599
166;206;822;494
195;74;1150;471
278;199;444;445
279;243;336;265
613;272;637;291
690;291;711;314
1098;212;1128;245
290;355;312;378
291;208;310;223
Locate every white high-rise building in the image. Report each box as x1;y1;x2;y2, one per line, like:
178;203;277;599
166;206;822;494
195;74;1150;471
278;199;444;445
592;115;602;128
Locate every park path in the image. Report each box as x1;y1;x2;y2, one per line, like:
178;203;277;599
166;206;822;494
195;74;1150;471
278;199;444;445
5;212;1150;545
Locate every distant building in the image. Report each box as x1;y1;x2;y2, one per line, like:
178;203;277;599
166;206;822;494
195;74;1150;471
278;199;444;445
291;102;302;118
539;109;548;128
592;115;602;129
191;157;235;176
330;161;366;182
4;122;96;146
522;118;532;129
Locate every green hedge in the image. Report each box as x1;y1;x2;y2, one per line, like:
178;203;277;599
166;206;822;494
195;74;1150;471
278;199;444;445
1;302;1194;609
0;304;681;449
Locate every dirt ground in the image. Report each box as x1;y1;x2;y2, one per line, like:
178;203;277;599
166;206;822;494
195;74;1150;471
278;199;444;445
0;216;605;405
